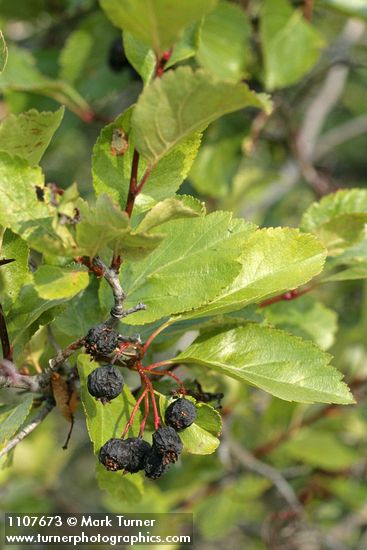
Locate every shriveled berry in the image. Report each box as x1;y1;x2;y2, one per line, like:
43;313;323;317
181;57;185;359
85;324;120;357
87;365;124;404
165;398;197;430
152;426;183;464
99;438;125;471
121;437;151;473
99;437;151;473
144;449;169;479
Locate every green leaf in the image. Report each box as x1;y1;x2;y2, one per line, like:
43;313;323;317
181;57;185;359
166;22;200;68
34;266;89;300
59;29;93;84
261;0;324;90
159;394;222;455
96;463;144;503
123;32;156;85
0;45;90;115
326;479;367;510
0;108;64;165
179;228;326;320
262;295;338;350
100;0;218;54
92;108;133;209
196;476;270;539
7;284;68;346
92;110;202;212
53;279;102;339
0;153;76;256
189;131;244;199
76;194;163;260
279;429;359;471
301;189;367;256
323;265;367;282
132;66;272;164
0;396;33;447
136;197;202;233
320;0;367;19
78;354;141;453
136;132;203;211
173;324;354;404
0;230;30;313
197;2;251;81
0;30;8;74
122;212;256;325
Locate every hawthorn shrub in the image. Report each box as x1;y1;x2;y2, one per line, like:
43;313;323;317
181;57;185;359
1;0;367;548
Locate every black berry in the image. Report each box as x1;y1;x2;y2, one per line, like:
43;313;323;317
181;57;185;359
144;449;169;479
108;37;127;72
107;37;140;80
99;437;151;473
99;438;125;471
85;324;120;357
165;398;197;430
152;426;183;464
87;365;124;404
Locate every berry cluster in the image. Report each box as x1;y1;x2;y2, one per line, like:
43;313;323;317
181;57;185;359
85;321;204;480
97;398;197;480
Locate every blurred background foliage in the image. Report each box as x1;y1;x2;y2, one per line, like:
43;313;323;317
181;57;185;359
2;0;367;548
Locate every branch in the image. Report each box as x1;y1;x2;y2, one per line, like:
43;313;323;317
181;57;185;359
298;19;366;161
242;18;366;216
225;431;303;514
123;49;172;221
303;0;314;21
253;376;364;458
260;285;315;308
92;256;146;326
47;337;85;373
315;113;367;161
0;360;41;392
0;399;55;460
0;336;85;393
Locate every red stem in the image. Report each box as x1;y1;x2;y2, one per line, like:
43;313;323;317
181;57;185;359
142;322;171;355
140;391;150;436
145;360;172;371
144;368;186;393
148;382;160;430
111;342;131;364
121;389;147;438
137;361;161;430
125;149;140;218
303;0;314;21
154;48;173;77
260;286;315;308
136;165;155;195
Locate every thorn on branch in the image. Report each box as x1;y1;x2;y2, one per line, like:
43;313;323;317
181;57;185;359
47;337;85;374
117;303;147;319
91;257;146;326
